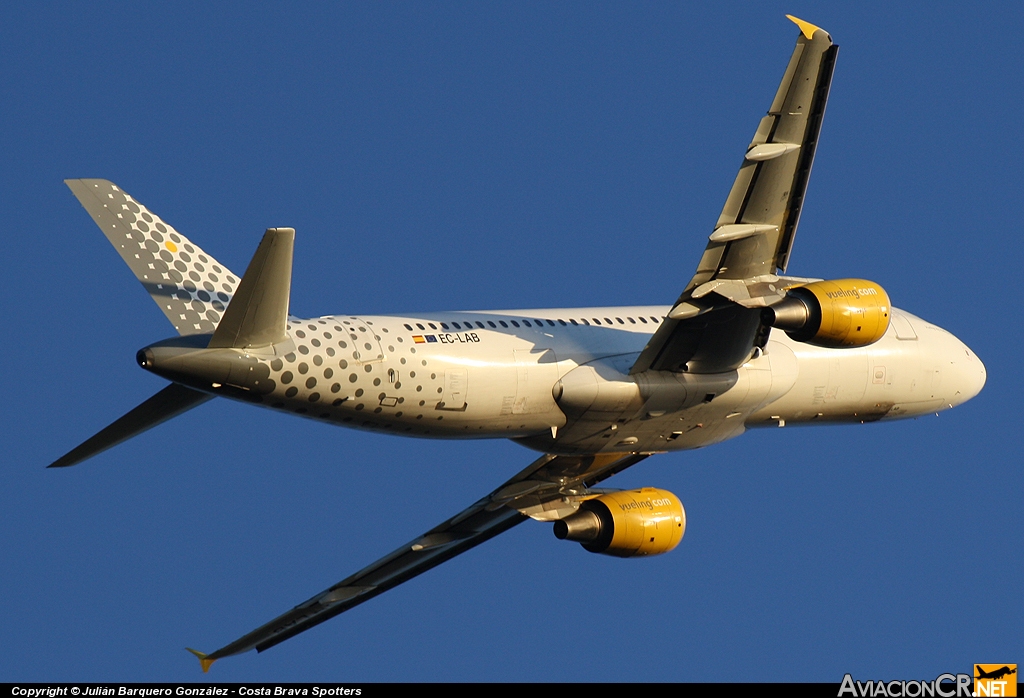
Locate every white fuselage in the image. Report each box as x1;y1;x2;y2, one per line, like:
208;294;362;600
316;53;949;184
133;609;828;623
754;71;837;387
224;305;985;456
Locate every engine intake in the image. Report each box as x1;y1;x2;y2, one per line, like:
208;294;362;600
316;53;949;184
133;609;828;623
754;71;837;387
553;488;685;557
762;278;890;348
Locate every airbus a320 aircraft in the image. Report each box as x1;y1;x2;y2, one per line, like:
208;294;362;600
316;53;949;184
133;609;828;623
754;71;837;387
50;16;985;672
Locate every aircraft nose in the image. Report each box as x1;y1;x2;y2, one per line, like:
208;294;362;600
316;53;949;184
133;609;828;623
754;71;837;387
949;339;986;407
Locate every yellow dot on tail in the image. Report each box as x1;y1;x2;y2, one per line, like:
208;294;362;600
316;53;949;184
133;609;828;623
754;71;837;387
166;241;178;252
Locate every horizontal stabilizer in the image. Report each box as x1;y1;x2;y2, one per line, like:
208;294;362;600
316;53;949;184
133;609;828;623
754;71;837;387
48;384;211;468
65;179;241;336
208;228;294;349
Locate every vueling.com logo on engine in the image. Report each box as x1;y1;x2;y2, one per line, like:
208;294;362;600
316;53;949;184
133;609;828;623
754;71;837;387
974;665;1017;697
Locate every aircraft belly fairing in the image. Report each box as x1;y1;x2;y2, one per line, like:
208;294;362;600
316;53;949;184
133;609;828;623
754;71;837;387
50;16;986;670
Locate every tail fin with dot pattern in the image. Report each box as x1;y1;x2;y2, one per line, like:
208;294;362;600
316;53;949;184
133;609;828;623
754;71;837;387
65;179;241;337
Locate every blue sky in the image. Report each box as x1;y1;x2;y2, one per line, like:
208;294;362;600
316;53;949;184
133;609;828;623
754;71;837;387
2;1;1020;682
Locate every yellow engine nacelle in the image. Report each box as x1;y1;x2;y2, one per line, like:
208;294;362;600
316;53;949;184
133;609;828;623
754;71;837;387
552;488;685;558
763;278;890;348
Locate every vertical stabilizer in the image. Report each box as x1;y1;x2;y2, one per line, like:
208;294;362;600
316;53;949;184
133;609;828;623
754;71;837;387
208;228;294;349
65;179;241;336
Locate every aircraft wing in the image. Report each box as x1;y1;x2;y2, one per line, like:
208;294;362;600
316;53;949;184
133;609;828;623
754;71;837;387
189;451;647;670
631;16;837;375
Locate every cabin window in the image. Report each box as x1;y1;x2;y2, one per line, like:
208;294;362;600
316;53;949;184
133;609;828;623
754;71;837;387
440;323;449;330
639;317;648;324
452;322;461;329
570;319;579;326
487;321;496;328
627;317;636;324
476;321;486;329
428;323;437;330
523;320;531;327
558;319;567;326
499;320;508;328
416;323;425;330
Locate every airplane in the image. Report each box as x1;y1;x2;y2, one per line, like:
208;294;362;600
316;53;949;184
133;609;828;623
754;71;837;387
976;666;1017;681
49;16;986;672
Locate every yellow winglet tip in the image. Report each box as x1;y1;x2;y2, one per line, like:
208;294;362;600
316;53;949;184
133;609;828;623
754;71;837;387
186;647;216;673
786;14;822;40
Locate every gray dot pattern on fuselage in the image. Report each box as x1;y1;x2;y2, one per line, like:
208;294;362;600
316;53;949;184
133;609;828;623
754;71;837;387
262;317;445;434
